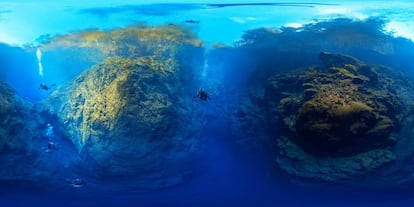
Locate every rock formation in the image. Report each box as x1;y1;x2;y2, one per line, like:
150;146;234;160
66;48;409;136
0;81;28;152
0;81;47;181
1;24;205;190
263;52;414;182
43;56;200;189
228;52;414;184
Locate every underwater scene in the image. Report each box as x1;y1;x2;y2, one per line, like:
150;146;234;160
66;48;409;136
2;0;414;206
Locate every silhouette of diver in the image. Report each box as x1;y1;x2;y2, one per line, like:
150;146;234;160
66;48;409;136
39;83;56;91
194;88;209;101
70;178;85;188
185;20;200;24
42;141;57;153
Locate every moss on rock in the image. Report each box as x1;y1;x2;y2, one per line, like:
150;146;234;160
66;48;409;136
44;56;199;189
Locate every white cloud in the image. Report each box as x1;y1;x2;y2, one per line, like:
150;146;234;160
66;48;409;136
231;17;246;24
284;22;303;28
316;5;368;20
385;21;414;41
230;17;258;24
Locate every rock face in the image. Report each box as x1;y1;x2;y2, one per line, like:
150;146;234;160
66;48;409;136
0;25;204;190
0;82;30;152
0;81;44;181
261;52;414;183
44;56;199;188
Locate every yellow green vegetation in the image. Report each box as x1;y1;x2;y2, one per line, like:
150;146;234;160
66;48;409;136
81;31;106;42
110;24;202;46
330;67;354;77
332;101;374;117
41;24;202;56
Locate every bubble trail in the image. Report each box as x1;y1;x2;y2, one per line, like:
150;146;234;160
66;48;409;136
36;47;43;77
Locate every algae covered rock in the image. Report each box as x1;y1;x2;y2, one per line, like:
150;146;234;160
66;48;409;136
44;56;199;188
0;81;48;181
0;81;30;151
262;52;414;183
268;52;401;156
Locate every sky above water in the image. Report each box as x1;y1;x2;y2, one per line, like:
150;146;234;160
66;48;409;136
0;0;413;46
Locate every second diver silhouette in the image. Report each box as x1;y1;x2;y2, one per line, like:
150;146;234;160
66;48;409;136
39;83;56;91
185;20;200;24
194;88;209;101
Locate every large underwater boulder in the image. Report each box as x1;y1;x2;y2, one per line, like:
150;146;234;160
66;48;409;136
232;52;414;186
44;56;200;189
273;52;401;156
266;53;414;184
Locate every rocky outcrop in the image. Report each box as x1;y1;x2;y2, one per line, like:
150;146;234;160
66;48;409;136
1;24;205;190
260;52;414;183
0;81;45;181
274;52;401;156
44;56;200;189
276;136;395;181
0;81;31;152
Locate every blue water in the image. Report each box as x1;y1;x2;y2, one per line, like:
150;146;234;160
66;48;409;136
2;1;414;207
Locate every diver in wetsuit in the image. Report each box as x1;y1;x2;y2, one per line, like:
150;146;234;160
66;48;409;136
194;88;209;101
39;83;56;91
185;20;200;24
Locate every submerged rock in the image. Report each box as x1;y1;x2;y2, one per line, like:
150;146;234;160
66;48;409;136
0;81;28;152
265;53;414;184
276;136;395;181
232;52;414;185
44;56;200;189
0;81;80;182
267;52;402;156
0;82;44;180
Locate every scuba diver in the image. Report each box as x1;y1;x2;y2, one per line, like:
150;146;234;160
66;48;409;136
64;178;85;188
39;83;56;91
70;178;85;188
185;20;200;24
194;88;209;101
42;141;57;153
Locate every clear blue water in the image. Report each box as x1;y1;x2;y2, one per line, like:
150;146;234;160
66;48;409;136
1;1;414;207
